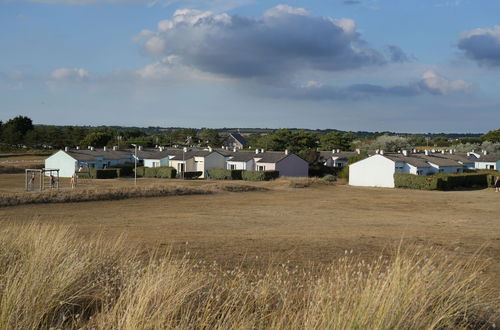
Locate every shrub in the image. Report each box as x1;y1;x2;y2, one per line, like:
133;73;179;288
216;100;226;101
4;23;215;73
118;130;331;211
183;171;203;179
87;168;118;179
394;173;488;190
144;167;158;178
113;163;135;177
133;166;145;177
156;167;176;179
208;168;243;180
322;174;336;182
242;170;279;181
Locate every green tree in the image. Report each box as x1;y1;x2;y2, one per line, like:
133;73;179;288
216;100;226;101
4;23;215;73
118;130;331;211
1;116;34;146
80;131;113;148
482;129;500;143
198;129;221;146
319;131;354;151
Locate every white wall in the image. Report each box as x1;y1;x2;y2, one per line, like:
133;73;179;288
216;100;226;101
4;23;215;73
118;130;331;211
45;151;78;178
349;154;396;188
475;162;497;170
226;160;252;170
201;153;226;178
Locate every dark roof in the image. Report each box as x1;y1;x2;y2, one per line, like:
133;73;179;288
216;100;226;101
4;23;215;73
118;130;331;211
443;153;475;164
169;150;219;160
227;152;257;162
419;154;462;167
64;149;132;162
137;150;174;159
229;133;247;146
383;153;431;168
477;153;500;162
255;152;289;163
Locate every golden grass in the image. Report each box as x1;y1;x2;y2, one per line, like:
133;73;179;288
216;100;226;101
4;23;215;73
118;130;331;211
0;222;497;329
0;183;267;207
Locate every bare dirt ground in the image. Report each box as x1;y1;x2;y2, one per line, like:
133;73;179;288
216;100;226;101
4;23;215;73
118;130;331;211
1;174;499;292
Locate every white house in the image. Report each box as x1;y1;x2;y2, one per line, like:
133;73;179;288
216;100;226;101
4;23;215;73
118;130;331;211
226;152;255;170
137;148;176;168
349;151;464;188
45;147;133;177
474;152;500;170
168;150;226;178
319;150;360;168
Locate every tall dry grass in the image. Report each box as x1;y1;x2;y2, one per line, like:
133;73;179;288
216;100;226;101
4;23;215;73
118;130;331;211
0;183;266;207
0;223;497;329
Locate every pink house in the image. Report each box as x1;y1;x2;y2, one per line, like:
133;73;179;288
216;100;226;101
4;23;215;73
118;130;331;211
254;150;309;177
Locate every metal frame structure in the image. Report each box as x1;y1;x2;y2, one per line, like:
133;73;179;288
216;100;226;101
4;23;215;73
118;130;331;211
25;168;60;191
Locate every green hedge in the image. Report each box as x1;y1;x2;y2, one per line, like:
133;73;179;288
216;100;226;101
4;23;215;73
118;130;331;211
133;166;176;178
242;170;279;181
88;168;119;179
208;168;243;180
183;171;203;179
394;173;488;190
113;163;135;177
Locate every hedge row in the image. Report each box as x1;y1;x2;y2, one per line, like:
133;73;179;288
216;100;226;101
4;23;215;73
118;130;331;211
133;166;177;178
87;168;119;179
183;171;203;179
208;169;243;180
394;173;489;190
207;169;279;181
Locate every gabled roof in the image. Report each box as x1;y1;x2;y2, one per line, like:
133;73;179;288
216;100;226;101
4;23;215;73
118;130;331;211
169;150;221;161
476;153;500;162
63;149;132;162
136;150;173;159
227;152;256;162
383;153;432;168
229;133;247;146
418;155;462;167
255;151;289;163
443;153;475;164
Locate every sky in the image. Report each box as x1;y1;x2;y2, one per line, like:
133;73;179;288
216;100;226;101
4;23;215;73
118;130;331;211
0;0;499;133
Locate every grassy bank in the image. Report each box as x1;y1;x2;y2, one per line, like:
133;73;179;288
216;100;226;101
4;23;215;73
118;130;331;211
0;182;267;207
0;222;497;329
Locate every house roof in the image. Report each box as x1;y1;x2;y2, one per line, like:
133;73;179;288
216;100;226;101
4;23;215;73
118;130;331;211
442;153;475;164
63;149;132;162
383;153;432;168
229;133;247;146
227;152;257;162
136;149;174;159
477;153;500;162
169;150;219;161
319;151;358;160
418;154;462;167
255;151;289;163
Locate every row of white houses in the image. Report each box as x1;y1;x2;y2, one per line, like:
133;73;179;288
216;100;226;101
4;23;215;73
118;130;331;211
44;147;309;178
349;150;500;188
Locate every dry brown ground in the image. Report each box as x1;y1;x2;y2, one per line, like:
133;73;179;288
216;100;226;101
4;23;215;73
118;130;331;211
0;174;499;292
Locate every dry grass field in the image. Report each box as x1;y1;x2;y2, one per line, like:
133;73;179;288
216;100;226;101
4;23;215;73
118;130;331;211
0;173;499;288
1;171;499;327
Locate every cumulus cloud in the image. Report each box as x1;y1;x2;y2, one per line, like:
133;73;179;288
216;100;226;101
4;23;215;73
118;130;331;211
50;67;89;81
458;26;500;67
135;6;386;79
417;70;472;95
386;45;411;63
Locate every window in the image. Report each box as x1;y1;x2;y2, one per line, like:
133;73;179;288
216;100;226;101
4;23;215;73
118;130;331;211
230;164;236;170
258;165;265;171
438;169;444;173
490;165;495;170
417;170;423;175
336;163;343;168
456;168;461;173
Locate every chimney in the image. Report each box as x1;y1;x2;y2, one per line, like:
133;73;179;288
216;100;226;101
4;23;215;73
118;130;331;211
449;149;454;155
138;146;143;151
183;147;188;153
441;150;445;154
332;149;336;154
467;152;471;157
355;148;360;155
425;150;430;156
375;149;380;154
159;146;164;152
103;146;107;152
64;146;69;152
255;149;259;154
402;150;408;157
113;146;118;151
380;150;384;155
76;146;80;150
208;146;213;152
261;149;265;153
483;150;488;155
285;149;289;155
336;149;340;153
90;146;95;151
233;147;237;152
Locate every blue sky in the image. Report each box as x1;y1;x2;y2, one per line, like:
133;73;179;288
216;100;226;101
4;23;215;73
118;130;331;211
1;0;499;132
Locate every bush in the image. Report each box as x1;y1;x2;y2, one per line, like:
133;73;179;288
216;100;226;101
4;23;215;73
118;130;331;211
183;171;203;179
144;167;158;178
89;168;118;179
208;168;243;180
113;163;135;177
242;170;279;181
156;167;176;179
322;174;336;182
394;173;488;190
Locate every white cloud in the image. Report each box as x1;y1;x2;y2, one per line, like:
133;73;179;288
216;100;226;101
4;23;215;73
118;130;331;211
135;5;385;79
417;70;472;95
50;67;89;81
